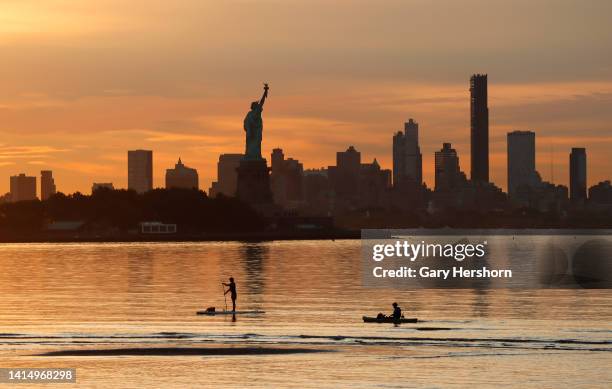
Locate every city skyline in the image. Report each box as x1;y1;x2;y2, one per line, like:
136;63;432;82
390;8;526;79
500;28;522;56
2;77;606;199
1;1;611;194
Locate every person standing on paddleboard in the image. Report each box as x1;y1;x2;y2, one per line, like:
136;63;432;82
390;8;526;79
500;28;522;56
223;277;237;312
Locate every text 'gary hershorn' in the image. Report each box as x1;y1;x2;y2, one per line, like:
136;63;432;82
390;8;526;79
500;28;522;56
370;240;513;279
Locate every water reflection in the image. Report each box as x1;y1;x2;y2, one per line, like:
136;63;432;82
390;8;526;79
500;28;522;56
240;243;268;296
471;288;490;317
127;247;154;293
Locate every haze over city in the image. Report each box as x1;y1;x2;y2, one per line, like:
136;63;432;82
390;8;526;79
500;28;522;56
1;0;611;194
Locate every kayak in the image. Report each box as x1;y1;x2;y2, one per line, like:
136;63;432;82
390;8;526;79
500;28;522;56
362;316;418;323
196;310;265;315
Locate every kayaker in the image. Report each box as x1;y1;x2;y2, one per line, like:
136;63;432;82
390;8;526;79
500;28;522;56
223;277;237;312
392;302;402;321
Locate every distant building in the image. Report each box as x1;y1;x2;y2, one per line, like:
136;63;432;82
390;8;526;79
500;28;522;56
271;148;304;207
431;143;505;211
569;148;587;203
40;170;56;200
208;153;243;197
139;222;177;234
302;169;332;215
165;158;199;190
435;143;466;191
589;180;612;205
507;131;540;197
393;118;422;187
128;150;153;194
515;182;568;212
10;173;37;202
92;183;114;193
506;131;570;210
430;143;506;211
470;74;489;183
328;146;361;211
327;146;392;211
360;158;392;208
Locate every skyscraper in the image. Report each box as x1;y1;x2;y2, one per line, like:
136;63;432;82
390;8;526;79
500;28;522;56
40;170;56;200
128;150;153;194
470;74;489;183
165;158;199;190
9;173;37;202
392;118;422;187
569;147;587;203
435;143;465;191
208;153;243;197
507;131;538;197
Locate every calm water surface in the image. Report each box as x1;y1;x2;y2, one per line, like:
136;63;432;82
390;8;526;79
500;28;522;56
0;241;610;388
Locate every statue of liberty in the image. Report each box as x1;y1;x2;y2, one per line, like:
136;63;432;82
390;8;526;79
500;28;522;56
243;83;269;160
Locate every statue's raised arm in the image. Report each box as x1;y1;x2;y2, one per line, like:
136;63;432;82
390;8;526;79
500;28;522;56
259;83;269;108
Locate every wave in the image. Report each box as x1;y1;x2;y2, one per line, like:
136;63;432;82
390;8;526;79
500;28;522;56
1;332;610;353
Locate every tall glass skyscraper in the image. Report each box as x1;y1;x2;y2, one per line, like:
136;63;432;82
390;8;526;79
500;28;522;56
470;74;489;183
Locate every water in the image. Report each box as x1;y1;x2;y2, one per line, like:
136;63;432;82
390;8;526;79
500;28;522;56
0;241;610;388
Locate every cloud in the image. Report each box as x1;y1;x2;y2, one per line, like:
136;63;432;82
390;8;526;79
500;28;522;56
0;145;68;159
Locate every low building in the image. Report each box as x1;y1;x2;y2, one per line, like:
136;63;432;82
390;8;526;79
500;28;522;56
140;222;177;234
92;183;114;193
165;158;199;190
302;169;332;215
10;173;37;202
589;181;612;205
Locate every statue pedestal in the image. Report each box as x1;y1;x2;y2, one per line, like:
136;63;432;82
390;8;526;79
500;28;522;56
236;158;273;205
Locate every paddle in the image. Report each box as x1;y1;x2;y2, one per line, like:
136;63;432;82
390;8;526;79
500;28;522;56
221;280;228;312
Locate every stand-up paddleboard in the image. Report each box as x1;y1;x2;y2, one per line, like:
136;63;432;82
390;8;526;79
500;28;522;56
197;310;265;316
362;316;418;323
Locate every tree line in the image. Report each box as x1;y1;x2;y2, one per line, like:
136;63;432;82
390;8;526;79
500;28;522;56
0;188;264;238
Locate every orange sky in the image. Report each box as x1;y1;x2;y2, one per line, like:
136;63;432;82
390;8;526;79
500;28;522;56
1;0;611;195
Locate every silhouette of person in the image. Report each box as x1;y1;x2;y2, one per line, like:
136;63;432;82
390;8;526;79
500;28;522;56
223;277;237;312
392;302;402;321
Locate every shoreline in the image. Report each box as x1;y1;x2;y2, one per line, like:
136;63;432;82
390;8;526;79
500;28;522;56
0;230;361;244
1;227;611;244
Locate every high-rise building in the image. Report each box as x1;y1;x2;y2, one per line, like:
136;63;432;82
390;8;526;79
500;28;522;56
470;74;489;183
208;154;243;197
40;170;56;200
165;158;199;190
270;148;303;206
569;147;587;203
392;118;422;187
9;173;37;202
128;150;153;194
92;183;114;193
435;143;465;191
507;131;539;197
